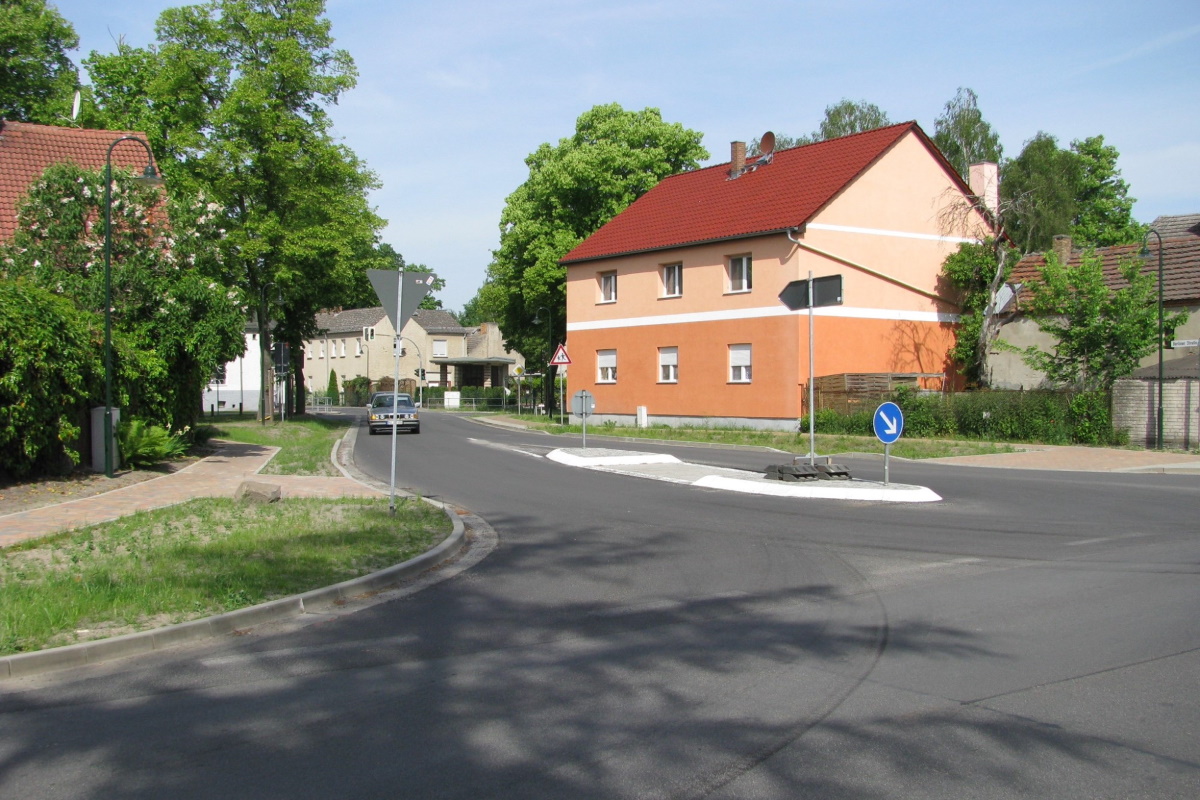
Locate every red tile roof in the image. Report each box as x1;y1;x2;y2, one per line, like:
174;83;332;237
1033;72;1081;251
1009;236;1200;305
0;120;159;241
562;122;970;264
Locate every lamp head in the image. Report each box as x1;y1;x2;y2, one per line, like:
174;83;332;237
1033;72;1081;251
135;163;164;187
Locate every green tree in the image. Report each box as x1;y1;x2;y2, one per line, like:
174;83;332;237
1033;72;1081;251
942;239;1018;387
1070;135;1145;247
813;98;891;141
326;369;339;398
84;0;384;418
1015;250;1187;391
0;0;80;124
932;87;1002;181
0;161;244;433
1000;132;1081;254
488;103;707;411
457;280;506;327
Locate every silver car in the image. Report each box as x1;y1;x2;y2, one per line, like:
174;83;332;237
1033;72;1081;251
367;392;420;435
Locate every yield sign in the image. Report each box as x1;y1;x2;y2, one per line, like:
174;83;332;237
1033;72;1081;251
549;344;571;366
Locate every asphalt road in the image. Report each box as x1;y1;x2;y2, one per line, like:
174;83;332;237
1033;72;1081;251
1;410;1197;799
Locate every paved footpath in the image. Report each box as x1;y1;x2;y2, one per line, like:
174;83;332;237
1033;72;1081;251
0;439;379;548
924;443;1200;472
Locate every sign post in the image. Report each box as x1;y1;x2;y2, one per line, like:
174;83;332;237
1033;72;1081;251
779;273;843;464
873;401;904;485
572;389;594;448
550;345;571;427
368;268;435;516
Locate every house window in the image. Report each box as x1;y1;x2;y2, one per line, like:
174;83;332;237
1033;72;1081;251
658;347;678;383
339;339;347;358
355;338;363;357
728;255;752;293
319;340;325;359
599;271;618;304
597;349;617;383
433;339;448;358
661;263;682;298
729;343;752;383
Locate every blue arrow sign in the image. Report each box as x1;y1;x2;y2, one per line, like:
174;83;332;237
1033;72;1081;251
873;401;904;444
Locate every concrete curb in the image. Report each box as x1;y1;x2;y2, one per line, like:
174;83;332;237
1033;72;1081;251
0;425;466;681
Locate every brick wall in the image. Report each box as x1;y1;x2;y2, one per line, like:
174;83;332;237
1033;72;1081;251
1113;378;1200;449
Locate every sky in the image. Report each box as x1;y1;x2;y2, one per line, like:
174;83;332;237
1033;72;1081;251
52;0;1200;314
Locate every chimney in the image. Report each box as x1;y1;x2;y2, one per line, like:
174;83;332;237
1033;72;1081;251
1052;235;1073;264
730;141;746;179
968;162;999;216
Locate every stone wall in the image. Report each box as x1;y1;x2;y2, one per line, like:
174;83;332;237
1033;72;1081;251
1113;378;1200;449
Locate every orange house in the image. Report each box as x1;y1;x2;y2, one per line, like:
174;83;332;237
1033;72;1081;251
561;122;997;428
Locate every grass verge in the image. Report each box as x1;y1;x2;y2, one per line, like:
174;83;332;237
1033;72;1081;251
491;415;1019;460
0;496;450;655
208;416;350;475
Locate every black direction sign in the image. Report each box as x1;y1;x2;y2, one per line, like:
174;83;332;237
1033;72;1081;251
779;275;843;310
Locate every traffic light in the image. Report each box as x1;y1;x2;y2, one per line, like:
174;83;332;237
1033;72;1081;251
414;368;426;379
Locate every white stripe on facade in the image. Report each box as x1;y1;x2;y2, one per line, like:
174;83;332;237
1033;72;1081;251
567;305;958;332
806;222;980;245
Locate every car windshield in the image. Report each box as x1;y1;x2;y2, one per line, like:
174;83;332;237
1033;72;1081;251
371;394;411;408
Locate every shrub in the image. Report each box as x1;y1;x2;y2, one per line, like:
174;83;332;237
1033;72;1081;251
118;419;188;469
0;280;102;477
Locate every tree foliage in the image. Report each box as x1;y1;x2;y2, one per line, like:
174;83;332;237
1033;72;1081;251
942;239;1017;386
749;98;891;155
0;0;80;124
488;103;707;398
932;87;1002;181
0;278;101;477
84;0;384;415
0;161;245;432
1001;133;1144;254
1070;135;1145;247
1015;251;1187;391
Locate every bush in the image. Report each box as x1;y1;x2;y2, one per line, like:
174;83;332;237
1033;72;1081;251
804;387;1116;446
118;419;188;468
343;376;372;406
0;280;102;477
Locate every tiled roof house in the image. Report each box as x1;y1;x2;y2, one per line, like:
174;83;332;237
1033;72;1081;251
0;120;160;241
561;122;997;427
990;216;1200;389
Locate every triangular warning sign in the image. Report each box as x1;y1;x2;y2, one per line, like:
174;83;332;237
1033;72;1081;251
549;343;571;366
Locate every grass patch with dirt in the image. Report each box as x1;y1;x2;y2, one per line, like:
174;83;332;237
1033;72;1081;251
209;416;351;475
0;496;450;655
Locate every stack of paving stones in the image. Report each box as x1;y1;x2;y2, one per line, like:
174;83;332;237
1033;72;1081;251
764;458;851;481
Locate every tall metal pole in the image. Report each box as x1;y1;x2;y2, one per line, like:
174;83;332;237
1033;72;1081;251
103;136;160;478
1143;229;1165;450
388;268;404;515
807;270;816;465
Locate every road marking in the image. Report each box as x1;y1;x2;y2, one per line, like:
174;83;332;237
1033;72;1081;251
466;437;546;458
1065;532;1148;546
870;557;982;576
200;634;418;668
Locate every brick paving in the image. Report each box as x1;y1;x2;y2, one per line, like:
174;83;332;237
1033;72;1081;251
0;440;379;548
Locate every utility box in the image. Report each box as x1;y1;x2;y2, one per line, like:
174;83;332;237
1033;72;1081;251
90;406;120;472
637;406;648;428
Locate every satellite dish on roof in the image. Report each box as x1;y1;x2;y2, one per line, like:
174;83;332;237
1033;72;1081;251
71;91;81;121
759;131;776;156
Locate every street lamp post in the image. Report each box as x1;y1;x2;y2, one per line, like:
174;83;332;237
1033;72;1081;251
400;336;424;407
1141;229;1165;450
103;136;163;478
532;306;552;415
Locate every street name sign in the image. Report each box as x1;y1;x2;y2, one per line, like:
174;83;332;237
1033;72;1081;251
778;275;843;310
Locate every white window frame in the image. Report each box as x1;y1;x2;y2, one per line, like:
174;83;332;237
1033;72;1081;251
339;339;347;358
658;346;678;383
729;343;752;383
597;349;617;383
661;263;682;298
599;270;618;304
355;338;363;357
728;255;752;293
433;339;449;358
319;340;325;359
